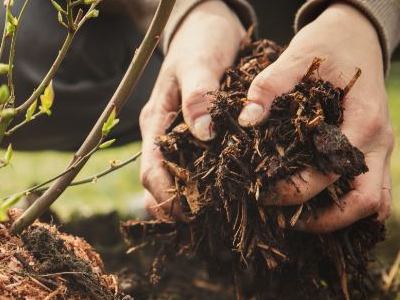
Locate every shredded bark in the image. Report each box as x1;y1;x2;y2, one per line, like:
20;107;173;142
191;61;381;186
122;38;386;300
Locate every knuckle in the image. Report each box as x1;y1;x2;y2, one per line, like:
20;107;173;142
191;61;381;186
379;205;392;221
364;113;384;137
182;88;209;115
357;102;386;138
144;199;158;217
379;190;392;221
139;103;153;129
361;193;381;215
250;72;277;96
140;167;154;191
383;124;395;153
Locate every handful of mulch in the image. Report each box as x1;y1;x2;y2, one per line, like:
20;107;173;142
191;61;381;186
122;38;387;300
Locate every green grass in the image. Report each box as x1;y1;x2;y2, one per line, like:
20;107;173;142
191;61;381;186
0;63;399;224
0;143;144;220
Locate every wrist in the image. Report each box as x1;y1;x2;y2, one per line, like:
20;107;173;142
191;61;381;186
175;0;245;36
169;0;245;52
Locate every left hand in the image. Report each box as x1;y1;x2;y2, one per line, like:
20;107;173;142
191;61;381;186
139;0;246;220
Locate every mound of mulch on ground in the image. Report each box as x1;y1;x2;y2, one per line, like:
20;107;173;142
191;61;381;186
0;209;131;300
121;38;388;300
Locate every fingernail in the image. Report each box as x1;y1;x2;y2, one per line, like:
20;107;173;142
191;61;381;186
238;102;264;127
193;114;216;141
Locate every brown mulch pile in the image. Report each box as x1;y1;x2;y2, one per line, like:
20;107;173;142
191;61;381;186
121;37;389;300
0;209;131;300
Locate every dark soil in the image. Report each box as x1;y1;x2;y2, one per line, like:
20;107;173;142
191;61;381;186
121;38;388;300
62;212;238;300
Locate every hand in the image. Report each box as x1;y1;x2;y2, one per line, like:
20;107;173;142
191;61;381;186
139;0;246;219
238;2;394;232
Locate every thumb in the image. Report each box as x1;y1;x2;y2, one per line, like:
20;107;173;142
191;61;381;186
180;67;220;141
238;58;302;127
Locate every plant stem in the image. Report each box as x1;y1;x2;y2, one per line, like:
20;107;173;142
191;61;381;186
35;151;142;192
66;0;75;31
15;32;74;115
0;149;140;202
7;0;32;104
0;108;15;145
5;111;44;135
0;5;9;63
11;0;176;234
0;138;103;204
1;0;98;146
15;1;100;117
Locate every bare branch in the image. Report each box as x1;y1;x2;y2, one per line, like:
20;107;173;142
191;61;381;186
11;0;176;234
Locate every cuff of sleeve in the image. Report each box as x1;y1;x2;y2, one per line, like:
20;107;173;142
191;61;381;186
294;0;400;74
161;0;257;54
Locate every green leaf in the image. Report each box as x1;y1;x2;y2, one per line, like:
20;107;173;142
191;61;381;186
0;84;10;104
102;108;119;136
4;144;12;164
5;22;15;36
0;63;10;74
6;10;18;26
99;139;116;149
57;11;63;24
86;9;99;19
25;100;37;121
39;81;55;115
0;193;23;222
51;0;66;13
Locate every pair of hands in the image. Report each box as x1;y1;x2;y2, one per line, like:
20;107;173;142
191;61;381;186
139;1;393;232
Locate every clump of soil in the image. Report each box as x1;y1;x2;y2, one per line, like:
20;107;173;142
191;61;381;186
0;209;131;300
121;38;386;300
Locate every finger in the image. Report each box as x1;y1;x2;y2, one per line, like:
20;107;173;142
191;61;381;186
238;54;307;127
340;90;388;152
143;190;173;222
140;74;185;219
179;66;221;141
296;154;384;233
264;169;339;206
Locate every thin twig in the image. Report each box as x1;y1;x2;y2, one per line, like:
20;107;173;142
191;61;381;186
0;139;103;203
11;0;176;234
15;32;74;115
15;1;100;117
0;1;100;147
5;111;44;135
0;3;10;62
33;151;142;193
7;0;32;103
